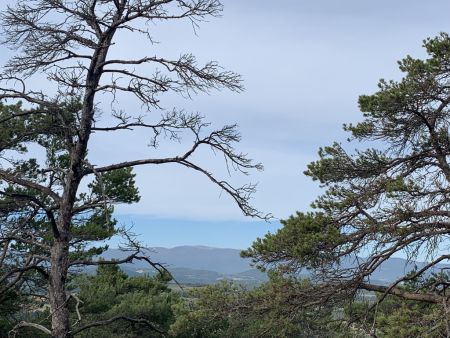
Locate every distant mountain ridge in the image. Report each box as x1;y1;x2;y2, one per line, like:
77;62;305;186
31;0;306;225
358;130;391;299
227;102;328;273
101;246;269;285
103;245;253;274
101;246;450;285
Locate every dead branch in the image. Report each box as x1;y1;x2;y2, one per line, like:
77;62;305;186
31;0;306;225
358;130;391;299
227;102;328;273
9;321;51;337
70;315;165;336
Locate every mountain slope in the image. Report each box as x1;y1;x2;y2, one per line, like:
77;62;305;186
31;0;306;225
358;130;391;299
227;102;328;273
103;245;252;274
101;246;450;285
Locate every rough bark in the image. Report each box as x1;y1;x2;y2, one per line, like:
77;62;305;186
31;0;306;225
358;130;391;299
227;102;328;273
49;239;71;338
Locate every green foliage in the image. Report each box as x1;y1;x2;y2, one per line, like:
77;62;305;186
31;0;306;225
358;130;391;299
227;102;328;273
0;287;50;338
0;100;78;154
170;275;352;338
243;34;450;317
375;301;445;337
0;100;143;333
73;265;178;337
347;294;448;338
170;281;240;337
89;167;140;204
242;212;342;271
0;289;22;336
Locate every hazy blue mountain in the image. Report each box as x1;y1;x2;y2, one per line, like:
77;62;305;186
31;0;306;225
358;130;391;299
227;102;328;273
101;246;268;285
358;257;449;284
103;245;253;274
100;246;450;286
122;266;225;284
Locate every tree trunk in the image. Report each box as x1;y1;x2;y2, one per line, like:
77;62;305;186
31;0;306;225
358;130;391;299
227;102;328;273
47;28;115;338
49;236;71;338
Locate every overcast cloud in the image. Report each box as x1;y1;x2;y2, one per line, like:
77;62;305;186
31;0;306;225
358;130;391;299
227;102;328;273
2;0;450;248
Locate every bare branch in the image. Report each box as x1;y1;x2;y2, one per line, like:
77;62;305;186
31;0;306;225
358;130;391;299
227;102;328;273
0;170;60;202
360;283;442;304
71;315;165;336
9;321;51;337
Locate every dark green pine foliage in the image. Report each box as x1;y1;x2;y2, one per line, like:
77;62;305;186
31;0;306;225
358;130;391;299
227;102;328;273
73;265;177;338
0;289;24;336
347;273;450;337
243;33;450;307
170;273;353;338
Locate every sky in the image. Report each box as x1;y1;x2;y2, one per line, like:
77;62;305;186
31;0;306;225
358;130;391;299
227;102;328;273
2;0;450;249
